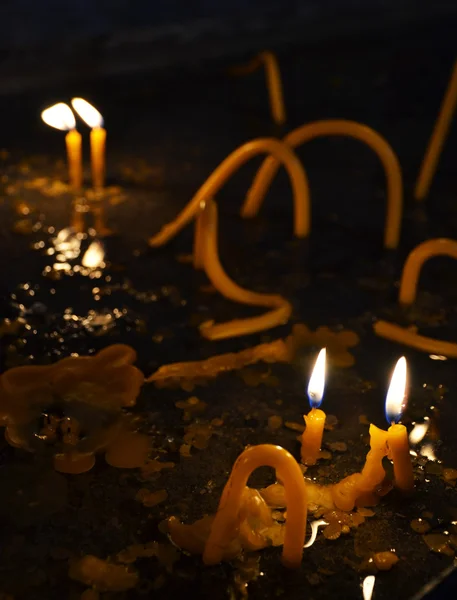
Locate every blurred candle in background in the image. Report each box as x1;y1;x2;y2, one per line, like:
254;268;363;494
41;102;82;190
72;98;106;190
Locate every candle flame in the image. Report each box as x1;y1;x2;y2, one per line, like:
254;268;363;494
71;98;104;128
385;356;407;424
362;575;376;600
82;241;105;268
41;103;76;131
307;348;326;408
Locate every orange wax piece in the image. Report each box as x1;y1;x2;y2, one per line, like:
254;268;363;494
374;320;457;358
192;205;206;270
300;408;326;465
54;452;96;474
91;127;106;189
359;424;389;491
65;129;83;190
387;423;414;492
415;60;457;201
149;138;310;246
203;444;307;569
198;200;292;340
398;238;457;306
242;119;403;249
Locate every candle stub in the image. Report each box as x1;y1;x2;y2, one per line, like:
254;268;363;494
301;348;327;465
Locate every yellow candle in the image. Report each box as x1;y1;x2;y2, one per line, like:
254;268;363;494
41;102;82;190
149;138;310;247
242;119;403;249
198;199;292;340
90;126;106;189
65;129;83;190
359;424;389;490
71;98;106;189
203;444;307;569
301;348;326;465
374;319;457;358
415;60;457;201
387;423;414;492
230;51;286;125
399;238;457;307
385;357;414;492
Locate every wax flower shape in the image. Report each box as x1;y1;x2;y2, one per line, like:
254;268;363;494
0;345;144;472
287;324;359;367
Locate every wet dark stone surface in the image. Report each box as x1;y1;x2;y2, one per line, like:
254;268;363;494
0;20;457;600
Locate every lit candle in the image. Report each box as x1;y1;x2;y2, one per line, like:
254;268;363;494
72;98;106;189
385;357;414;492
301;348;326;465
41;103;82;190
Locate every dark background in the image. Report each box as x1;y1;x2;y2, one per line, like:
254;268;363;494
1;0;457;94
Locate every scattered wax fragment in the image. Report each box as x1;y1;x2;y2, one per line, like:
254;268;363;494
359;415;370;426
69;555;138;591
327;441;347;452
81;590;100;600
140;460;174;479
211;418;224;427
105;432;151;469
323;522;342;540
422;511;434;519
357;508;375;518
175;396;207;420
411;518;431;534
423;534;455;556
284;421;305;433
268;415;283;430
443;468;457;482
324;415;339;431
341;525;351;534
136;488;168;508
373;551;399;570
319;450;332;460
180;444;192;457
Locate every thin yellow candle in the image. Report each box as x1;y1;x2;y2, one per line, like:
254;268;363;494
41;103;82;190
72;98;106;189
230;51;286;125
398;238;457;307
301;348;326;465
374;239;457;357
415;60;457;201
193;201;206;270
199;199;292;340
385;357;414;492
242;119;403;249
149;137;310;247
374;320;457;358
203;444;307;569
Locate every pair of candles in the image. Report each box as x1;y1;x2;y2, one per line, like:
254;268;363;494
301;349;414;492
41;99;106;191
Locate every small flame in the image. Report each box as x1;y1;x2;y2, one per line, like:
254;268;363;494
307;348;326;408
71;98;104;128
385;357;407;425
362;575;376;600
82;241;105;268
409;420;430;445
41;103;76;131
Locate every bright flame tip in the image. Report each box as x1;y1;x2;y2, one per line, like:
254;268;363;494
41;103;76;131
71;97;104;128
307;348;326;409
385;356;408;425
